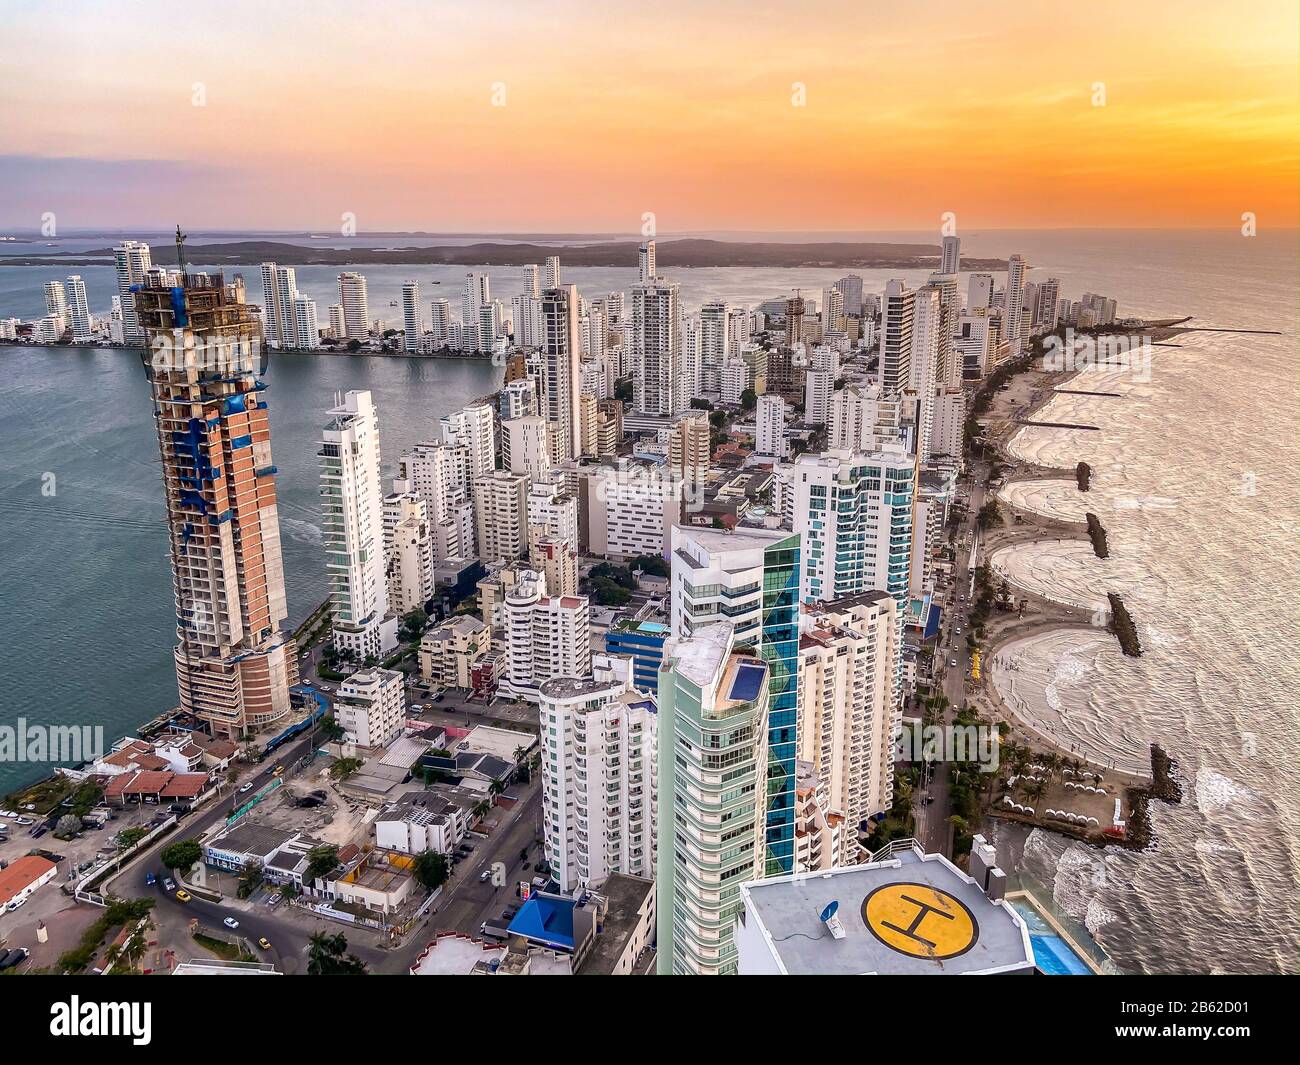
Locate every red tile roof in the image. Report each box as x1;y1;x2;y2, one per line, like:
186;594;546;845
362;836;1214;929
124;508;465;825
0;855;57;907
161;774;208;799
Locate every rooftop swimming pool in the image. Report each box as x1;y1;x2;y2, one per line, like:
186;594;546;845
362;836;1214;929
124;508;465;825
1009;898;1096;975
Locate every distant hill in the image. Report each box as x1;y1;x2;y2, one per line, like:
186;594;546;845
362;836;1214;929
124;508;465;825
4;238;1005;271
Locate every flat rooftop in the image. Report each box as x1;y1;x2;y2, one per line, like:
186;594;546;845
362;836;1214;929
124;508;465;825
739;846;1033;976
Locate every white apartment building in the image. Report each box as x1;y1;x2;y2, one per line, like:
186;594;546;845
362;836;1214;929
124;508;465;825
828;383;904;452
499;570;592;702
383;484;434;615
428;298;451;348
335;667;406;749
292;294;319;349
586;463;679;561
44;279;67;318
968;272;994;310
637;240;655;283
789;446;916;607
804;369;835;427
940;234;961;275
526;478;579;555
833;274;863;317
797;592;900;867
539;674;657;893
321;390;398;659
720;357;752;405
956;308;994;379
399;440;476;563
501;415;553;481
327;304;347;340
259;263;299;349
632;279;682;415
929;388;966;463
402;280;422;352
908;284;941;463
440;403;496;480
472;469;529;563
337;272;370;341
699;300;729;393
499;377;538;420
37;314;65;343
114;240;152;344
1005;254;1027;356
65;276;92;342
756;393;787;458
879;279;914;395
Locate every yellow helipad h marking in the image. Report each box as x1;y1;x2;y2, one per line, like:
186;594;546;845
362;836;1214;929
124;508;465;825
862;882;978;960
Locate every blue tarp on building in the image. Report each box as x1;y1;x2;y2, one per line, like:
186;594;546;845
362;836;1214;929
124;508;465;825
507;894;576;952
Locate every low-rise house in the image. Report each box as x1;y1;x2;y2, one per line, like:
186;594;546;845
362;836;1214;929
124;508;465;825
0;855;59;909
155;738;206;774
322;849;416;915
203;823;298;872
262;834;329;888
375;790;469;855
103;769;209;806
189;734;238;771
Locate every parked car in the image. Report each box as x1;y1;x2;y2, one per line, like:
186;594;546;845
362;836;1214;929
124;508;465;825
6;898;26;912
0;947;31;971
14;816;34;826
949;657;958;667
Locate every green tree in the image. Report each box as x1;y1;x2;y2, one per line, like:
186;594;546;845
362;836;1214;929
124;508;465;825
329;757;363;780
629;554;669;578
413;850;450;891
55;814;82;837
160;839;202;871
305;844;341;883
307;931;367;975
740;388;757;412
399;608;429;642
237;861;264;900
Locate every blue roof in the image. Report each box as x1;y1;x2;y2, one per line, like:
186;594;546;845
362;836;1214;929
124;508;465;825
507;894;575;951
729;661;766;703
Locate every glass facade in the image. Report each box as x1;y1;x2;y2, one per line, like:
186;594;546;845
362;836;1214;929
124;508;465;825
760;534;801;876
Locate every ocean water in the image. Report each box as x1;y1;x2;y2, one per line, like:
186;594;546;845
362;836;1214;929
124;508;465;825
1;229;1297;972
979;238;1299;973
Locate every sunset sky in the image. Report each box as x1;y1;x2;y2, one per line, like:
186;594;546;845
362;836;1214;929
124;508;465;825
2;0;1297;232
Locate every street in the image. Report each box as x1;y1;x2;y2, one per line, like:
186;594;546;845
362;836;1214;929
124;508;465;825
912;454;989;856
